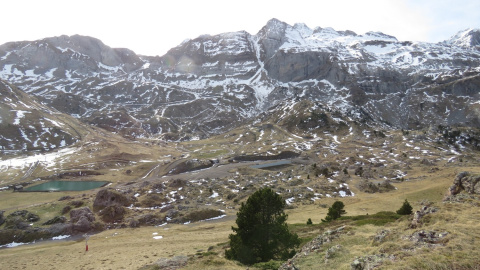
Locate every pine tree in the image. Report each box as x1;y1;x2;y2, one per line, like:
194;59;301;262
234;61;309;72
396;199;413;215
322;201;346;222
225;188;300;265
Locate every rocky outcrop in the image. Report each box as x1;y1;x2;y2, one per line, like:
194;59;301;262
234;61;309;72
404;230;449;247
279;226;345;270
0;206;100;246
444;171;480;205
93;189;134;210
3;210;40;229
447;171;480;196
93;189;134;224
410;204;438;228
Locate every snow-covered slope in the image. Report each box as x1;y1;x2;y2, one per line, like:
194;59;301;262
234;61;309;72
0;19;479;141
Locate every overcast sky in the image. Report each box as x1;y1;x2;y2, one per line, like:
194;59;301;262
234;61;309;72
2;0;479;56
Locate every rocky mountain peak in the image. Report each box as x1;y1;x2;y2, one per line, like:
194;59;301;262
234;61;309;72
293;23;313;37
0;34;143;76
447;28;480;48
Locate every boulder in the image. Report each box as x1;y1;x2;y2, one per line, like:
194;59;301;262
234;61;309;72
74;216;93;232
70;207;95;232
70;207;95;223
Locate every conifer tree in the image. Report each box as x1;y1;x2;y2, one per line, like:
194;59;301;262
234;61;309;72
396;199;413;215
225;188;300;265
322;201;346;222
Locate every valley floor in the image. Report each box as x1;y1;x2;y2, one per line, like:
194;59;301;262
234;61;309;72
2;127;480;269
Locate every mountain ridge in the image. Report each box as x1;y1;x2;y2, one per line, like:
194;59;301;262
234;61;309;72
1;19;479;141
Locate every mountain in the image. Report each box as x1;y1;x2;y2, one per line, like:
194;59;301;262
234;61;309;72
0;79;81;152
1;19;480;140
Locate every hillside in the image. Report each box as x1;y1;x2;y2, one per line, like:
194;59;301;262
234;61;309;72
0;79;81;153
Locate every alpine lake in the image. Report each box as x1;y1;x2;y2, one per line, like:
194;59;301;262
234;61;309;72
23;181;109;192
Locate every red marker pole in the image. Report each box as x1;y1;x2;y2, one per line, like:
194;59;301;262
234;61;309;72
84;234;90;252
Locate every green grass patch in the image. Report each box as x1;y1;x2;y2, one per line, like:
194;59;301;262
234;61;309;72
252;260;283;269
340;211;401;226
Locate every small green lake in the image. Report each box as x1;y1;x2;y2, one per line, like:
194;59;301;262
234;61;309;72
24;181;109;192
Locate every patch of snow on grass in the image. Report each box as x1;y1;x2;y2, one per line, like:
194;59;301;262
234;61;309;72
209;191;219;198
0;242;26;248
52;235;71;240
285;197;295;205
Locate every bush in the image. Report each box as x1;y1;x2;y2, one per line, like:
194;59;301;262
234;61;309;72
307;218;313;225
396;199;413;215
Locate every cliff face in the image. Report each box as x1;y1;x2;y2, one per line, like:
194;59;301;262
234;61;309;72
1;19;479;140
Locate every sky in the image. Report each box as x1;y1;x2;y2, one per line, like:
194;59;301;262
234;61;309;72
2;0;479;56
